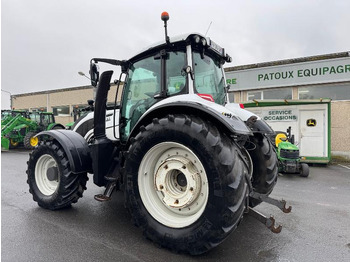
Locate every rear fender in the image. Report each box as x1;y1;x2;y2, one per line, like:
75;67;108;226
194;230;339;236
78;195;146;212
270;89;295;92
37;130;92;174
129;101;253;143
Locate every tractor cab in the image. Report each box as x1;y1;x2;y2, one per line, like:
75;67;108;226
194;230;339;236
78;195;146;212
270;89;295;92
118;33;231;140
29;112;56;131
89;14;232;142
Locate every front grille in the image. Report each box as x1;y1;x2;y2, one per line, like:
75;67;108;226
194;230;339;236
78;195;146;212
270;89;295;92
280;149;299;159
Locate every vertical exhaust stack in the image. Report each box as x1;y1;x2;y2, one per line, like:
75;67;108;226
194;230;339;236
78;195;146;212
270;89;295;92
90;70;115;187
93;71;113;138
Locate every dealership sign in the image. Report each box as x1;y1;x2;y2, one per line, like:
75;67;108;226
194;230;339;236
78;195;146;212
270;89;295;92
261;109;298;122
226;56;350;91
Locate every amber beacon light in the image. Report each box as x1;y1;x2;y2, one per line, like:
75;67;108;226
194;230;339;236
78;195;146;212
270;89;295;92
161;11;169;21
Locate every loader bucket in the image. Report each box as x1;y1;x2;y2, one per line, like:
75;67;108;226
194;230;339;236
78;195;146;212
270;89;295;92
1;137;10;151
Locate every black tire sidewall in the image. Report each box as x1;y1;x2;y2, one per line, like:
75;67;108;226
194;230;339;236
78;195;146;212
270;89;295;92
300;163;309;177
248;133;278;207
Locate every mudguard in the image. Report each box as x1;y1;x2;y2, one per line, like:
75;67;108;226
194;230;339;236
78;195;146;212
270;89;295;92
36;130;92;174
129;95;253;141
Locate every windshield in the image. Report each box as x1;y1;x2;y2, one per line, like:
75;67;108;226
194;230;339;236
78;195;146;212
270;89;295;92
193;52;226;105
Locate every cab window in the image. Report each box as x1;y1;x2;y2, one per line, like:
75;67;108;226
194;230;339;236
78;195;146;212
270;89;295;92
121;56;161;140
167;51;186;96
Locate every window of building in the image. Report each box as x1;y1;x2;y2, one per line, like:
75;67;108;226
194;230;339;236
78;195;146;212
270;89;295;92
31;107;47;112
228;92;235;103
52;106;70;116
247;91;262;101
247;88;292;101
298;84;350;100
264;88;292;100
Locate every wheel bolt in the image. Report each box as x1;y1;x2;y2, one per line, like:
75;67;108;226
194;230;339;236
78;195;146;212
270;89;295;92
159;185;164;190
174;199;179;204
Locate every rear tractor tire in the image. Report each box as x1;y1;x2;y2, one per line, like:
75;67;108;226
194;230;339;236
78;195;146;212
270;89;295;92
248;133;278;207
26;141;88;210
124;114;249;255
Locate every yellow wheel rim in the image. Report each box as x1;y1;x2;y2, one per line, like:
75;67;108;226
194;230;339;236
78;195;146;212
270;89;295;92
30;136;39;147
10;139;19;147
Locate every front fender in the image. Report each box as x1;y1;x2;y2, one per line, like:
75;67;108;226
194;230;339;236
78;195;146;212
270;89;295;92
37;130;92;174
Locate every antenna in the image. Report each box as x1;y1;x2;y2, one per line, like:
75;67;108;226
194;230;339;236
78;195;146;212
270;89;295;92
205;21;212;36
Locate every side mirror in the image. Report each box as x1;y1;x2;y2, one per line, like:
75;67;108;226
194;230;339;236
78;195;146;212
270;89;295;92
90;62;100;87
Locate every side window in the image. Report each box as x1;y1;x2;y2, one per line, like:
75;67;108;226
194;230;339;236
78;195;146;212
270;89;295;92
167;52;186;96
193;52;226;104
121;56;161;140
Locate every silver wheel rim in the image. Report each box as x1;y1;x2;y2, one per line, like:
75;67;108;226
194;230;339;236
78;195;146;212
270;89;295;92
138;142;209;228
35;154;59;196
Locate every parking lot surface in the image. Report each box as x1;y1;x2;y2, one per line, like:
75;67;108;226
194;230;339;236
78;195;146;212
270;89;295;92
2;150;350;262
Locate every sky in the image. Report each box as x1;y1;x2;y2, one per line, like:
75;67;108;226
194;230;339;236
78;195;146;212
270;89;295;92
1;0;350;109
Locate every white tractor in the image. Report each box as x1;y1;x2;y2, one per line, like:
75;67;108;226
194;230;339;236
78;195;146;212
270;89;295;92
27;12;290;255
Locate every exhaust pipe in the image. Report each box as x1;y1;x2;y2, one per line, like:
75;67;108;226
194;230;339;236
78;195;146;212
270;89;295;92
94;70;113;138
90;70;116;186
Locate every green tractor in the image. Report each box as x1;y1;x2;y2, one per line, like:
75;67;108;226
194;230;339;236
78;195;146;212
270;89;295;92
1;110;30;126
1;111;65;151
275;126;309;177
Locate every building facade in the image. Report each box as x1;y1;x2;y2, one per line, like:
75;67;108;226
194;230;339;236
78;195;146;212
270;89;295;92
225;52;350;160
12;84;121;125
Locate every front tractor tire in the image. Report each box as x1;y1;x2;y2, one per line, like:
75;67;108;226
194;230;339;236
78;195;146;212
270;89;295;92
124;115;249;255
24;132;39;149
26;141;88;210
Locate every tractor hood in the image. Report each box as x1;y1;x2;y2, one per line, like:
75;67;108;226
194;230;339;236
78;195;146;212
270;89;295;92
279;141;299;151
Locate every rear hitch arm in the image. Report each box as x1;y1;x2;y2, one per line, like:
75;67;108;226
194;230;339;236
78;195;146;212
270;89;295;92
249;192;292;213
247;192;292;233
248;207;282;234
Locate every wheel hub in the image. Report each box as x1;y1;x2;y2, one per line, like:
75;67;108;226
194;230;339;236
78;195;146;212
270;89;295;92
155;156;201;209
35;154;59;196
30;136;39;147
46;166;58;181
138;142;209;228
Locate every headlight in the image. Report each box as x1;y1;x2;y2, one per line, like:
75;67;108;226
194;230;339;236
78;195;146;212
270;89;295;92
194;35;201;44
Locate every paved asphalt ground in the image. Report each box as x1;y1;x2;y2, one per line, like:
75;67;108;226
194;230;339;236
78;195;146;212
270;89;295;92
1;150;350;262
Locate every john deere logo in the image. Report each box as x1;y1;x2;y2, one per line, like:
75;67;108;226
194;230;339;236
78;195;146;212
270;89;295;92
307;119;317;127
